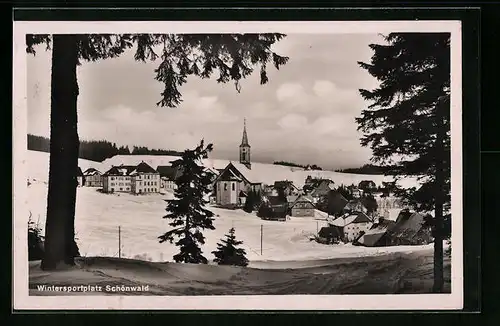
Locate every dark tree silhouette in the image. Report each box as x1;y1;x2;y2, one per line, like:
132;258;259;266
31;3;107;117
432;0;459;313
212;227;249;267
356;33;450;292
158;140;215;264
27;33;289;270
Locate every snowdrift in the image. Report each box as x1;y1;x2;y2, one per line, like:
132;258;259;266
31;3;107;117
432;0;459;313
29;249;451;295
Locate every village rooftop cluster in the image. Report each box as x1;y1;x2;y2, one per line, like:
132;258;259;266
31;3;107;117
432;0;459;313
74;120;433;249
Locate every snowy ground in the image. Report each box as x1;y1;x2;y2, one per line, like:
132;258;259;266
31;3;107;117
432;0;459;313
25;150;431;266
29;249;451;295
27;181;434;265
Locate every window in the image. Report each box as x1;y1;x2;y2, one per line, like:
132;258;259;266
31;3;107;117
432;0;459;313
224;183;228;191
126;187;130;191
139;189;142;193
120;188;123;191
232;183;235;191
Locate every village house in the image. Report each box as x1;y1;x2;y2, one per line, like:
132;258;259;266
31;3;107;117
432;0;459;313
258;195;288;221
156;165;180;191
355;218;397;247
342;198;369;215
329;211;373;242
356;210;432;247
307;179;335;204
289;194;315;217
102;162;160;194
77;167;84;187
213;120;263;207
83;167;103;187
273;180;300;196
316;226;344;244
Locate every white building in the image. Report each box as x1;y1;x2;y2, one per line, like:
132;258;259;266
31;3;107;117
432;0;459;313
329;211;373;242
102;162;160;194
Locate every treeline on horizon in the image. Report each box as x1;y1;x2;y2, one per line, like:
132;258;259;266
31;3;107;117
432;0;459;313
27;134;183;162
272;161;323;170
335;164;386;175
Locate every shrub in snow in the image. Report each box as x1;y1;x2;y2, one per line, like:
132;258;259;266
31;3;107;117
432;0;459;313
243;190;260;213
28;212;44;261
158;140;215;264
212;227;249;267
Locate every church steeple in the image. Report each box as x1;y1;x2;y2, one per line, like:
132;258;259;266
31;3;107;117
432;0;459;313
240;118;249;147
239;118;251;167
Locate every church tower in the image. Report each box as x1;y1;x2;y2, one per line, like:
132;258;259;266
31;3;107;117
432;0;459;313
239;118;251;168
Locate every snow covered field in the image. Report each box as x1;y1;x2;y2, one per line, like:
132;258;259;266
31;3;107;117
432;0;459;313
25;150;431;266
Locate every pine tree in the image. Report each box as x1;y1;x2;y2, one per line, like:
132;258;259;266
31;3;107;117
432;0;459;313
243;190;255;213
26;33;289;270
158;140;215;264
212;227;249;267
356;33;450;292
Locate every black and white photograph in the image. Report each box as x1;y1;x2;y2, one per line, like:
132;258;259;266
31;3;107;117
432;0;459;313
13;20;463;310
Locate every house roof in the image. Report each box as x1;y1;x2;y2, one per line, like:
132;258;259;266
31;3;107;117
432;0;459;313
391;211;426;238
289;195;315;209
103;165;137;176
329;216;346;227
263;195;288;206
83;167;101;176
103;162;157;176
213;162;263;184
318;226;343;239
344;211;372;225
358;232;386;247
274;180;297;189
343;198;368;212
76;166;83;176
326;191;349;215
309;179;334;196
156;165;178;180
239;190;248;197
286;195;299;204
134;162;158;174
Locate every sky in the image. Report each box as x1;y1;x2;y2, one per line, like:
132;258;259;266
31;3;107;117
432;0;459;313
27;33;385;170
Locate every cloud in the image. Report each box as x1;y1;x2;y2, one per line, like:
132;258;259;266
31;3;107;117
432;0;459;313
27;33;385;170
277;113;308;130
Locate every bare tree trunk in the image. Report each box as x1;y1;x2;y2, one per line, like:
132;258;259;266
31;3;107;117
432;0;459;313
41;35;80;270
433;100;446;293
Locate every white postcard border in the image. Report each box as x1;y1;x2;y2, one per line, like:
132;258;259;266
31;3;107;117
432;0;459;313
13;20;464;311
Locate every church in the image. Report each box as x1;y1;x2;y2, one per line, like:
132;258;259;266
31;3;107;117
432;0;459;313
213;119;263;207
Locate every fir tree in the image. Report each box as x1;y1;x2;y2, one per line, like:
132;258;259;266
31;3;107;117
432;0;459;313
356;33;450;292
212;227;249;267
158;140;215;264
26;33;289;270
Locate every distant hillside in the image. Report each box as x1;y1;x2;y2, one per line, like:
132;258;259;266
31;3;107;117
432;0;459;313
27;134;183;162
27;150;103;183
100;154;420;190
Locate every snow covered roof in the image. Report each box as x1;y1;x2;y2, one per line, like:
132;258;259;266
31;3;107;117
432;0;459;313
104;162;157;176
329;217;346;227
343;212;372;225
83;167;102;176
289;195;315;209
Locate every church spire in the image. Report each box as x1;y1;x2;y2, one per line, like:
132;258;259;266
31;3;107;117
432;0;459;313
239;118;251;168
240;118;250;147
